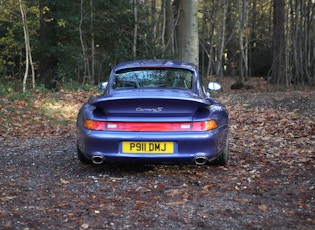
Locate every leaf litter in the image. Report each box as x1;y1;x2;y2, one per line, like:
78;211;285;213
0;88;314;229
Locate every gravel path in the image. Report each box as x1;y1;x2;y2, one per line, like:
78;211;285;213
1;91;314;229
1;135;314;229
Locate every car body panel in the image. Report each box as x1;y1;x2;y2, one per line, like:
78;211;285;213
76;59;229;165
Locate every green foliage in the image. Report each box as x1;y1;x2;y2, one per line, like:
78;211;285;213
0;81;15;97
61;80;98;92
0;4;22;80
7;91;30;101
1;0;314;91
0;0;39;83
0;0;181;90
0;79;99;98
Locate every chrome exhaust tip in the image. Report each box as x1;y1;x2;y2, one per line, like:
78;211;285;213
194;155;208;165
92;155;104;164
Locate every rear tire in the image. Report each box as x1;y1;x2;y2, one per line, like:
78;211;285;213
77;145;91;164
214;134;229;166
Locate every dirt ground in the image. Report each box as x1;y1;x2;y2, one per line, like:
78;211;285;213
0;78;314;229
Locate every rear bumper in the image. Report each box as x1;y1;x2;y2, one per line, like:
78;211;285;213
77;125;228;164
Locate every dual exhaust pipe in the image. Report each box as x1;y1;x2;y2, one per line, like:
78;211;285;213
92;155;104;164
92;154;209;165
194;155;209;165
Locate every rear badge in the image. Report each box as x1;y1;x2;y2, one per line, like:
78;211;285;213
136;107;163;112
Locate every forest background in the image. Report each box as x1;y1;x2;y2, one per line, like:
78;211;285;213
0;0;314;93
0;2;314;228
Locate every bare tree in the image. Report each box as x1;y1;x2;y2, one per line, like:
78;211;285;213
215;0;228;78
288;0;315;85
79;0;91;85
19;0;35;92
162;0;174;55
237;0;249;84
133;0;138;58
90;0;95;84
151;0;157;41
199;1;231;80
176;0;199;65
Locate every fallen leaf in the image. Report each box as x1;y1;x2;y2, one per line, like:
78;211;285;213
60;178;70;184
81;223;89;229
0;196;16;202
258;204;268;212
203;184;217;190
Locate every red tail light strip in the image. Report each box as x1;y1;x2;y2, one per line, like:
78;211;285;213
84;120;218;131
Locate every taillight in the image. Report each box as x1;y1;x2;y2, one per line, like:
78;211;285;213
192;120;218;131
84;120;106;130
83;120;217;131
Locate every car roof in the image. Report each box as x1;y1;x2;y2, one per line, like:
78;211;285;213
112;59;198;73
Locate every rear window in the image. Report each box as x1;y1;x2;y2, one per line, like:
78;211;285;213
113;68;193;90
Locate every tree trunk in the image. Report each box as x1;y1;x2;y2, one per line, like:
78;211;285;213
151;0;157;41
90;0;95;84
215;0;228;78
237;0;249;84
164;0;174;54
176;0;199;65
270;0;287;86
38;0;58;89
19;0;35;92
79;0;91;85
133;0;138;58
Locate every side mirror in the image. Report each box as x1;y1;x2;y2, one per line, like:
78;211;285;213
208;82;221;91
98;82;108;91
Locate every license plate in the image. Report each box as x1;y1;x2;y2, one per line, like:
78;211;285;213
122;141;174;154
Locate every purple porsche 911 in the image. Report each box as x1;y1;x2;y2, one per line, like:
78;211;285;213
76;59;229;166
